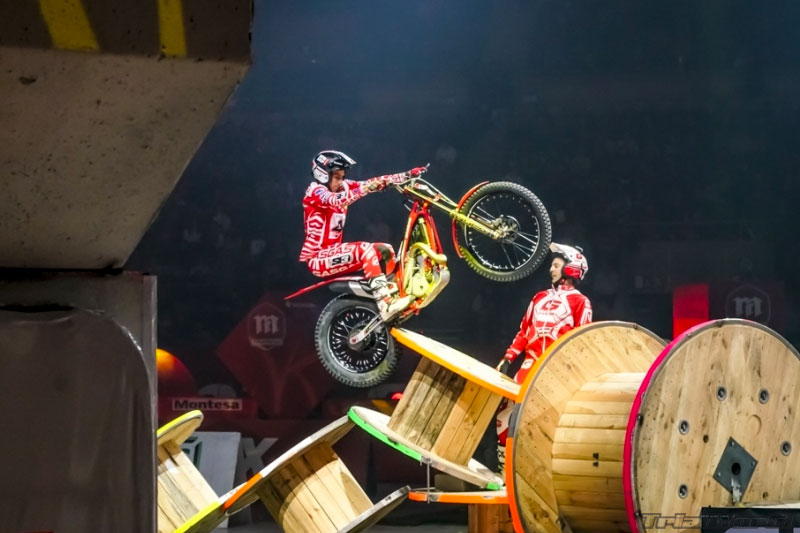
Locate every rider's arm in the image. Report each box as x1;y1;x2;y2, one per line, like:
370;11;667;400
307;173;409;209
306;181;371;208
504;299;534;363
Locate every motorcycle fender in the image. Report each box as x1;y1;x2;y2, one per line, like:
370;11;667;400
450;181;489;258
284;275;365;300
328;280;372;298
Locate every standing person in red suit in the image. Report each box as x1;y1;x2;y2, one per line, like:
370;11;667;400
495;242;592;476
299;150;427;320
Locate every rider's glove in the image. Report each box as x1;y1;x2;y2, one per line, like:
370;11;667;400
495;359;511;375
386;173;410;185
407;166;427;177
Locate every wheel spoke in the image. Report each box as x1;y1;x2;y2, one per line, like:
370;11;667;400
463;192;543;272
326;304;389;373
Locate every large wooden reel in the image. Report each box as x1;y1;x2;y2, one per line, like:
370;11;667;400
507;321;666;533
508;319;800;533
627;319;800;532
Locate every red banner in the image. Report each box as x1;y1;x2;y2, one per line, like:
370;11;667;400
674;281;786;336
672;283;709;338
215;293;335;418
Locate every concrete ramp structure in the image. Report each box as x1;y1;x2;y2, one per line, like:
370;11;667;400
0;1;252;531
1;0;251;268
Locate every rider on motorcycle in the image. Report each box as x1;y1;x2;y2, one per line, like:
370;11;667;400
495;242;593;475
299;150;427;321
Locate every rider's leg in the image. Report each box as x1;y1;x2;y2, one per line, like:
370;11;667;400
375;243;398;278
306;243;365;277
307;243;410;320
495;358;534;479
496;398;512;478
358;242;411;321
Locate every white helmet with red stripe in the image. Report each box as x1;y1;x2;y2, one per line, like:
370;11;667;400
549;242;588;282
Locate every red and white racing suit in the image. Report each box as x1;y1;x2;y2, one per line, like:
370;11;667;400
299;175;405;278
496;284;592;446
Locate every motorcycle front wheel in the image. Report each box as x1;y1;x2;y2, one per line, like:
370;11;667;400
454;181;552;282
315;295;401;388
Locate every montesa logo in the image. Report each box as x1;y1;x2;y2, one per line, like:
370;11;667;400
247;302;286;351
725;284;771;324
172;397;242;411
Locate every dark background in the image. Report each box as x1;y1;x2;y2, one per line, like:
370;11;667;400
130;0;800;391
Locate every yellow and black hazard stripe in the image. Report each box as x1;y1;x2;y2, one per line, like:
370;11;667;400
0;0;251;60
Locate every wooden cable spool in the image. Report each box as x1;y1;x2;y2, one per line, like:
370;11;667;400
228;415;410;533
626;319;800;533
349;327;517;489
508;319;800;533
156;410;222;533
506;321;665;533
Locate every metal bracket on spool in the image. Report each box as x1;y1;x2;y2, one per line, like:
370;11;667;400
713;437;757;503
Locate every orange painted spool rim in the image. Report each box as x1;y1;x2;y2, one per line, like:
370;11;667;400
391;327;520;400
408;489;508;505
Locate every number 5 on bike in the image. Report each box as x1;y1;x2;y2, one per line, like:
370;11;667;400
287;152;551;387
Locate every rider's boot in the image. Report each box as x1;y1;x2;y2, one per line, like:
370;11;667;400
369;274;413;321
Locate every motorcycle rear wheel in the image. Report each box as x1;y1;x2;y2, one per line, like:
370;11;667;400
455;181;551;282
315;295;401;388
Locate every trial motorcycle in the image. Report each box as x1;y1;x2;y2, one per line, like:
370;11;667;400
285;166;551;387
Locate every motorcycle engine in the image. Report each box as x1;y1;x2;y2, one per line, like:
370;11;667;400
409;272;429;297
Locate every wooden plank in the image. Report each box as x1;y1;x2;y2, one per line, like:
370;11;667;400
560;504;627;521
351;406;502;489
514;474;562;533
554;489;625;508
388;357;433;431
553;474;623;493
156;440;218;528
468;503;514;533
564;401;636;415
302;444;369;521
454;390;503;465
289;451;352;530
552;442;624;461
339;486;409;533
227;416;355;512
566;518;630;532
553;427;626;445
404;361;457;446
430;380;481;459
388;357;440;438
270;464;329;533
416;369;467;450
571;388;637;403
558;414;630;429
307;442;372;517
552;458;623;479
257;479;309;533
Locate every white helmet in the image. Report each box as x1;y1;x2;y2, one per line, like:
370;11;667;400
549;242;588;282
